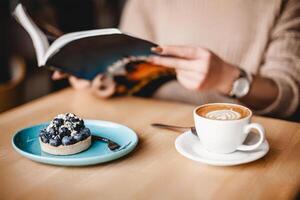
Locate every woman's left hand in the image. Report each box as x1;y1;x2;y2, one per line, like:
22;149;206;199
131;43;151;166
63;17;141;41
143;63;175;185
147;45;241;95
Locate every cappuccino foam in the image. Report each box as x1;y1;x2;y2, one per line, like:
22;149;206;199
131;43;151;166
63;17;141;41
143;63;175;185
196;104;250;120
205;109;241;120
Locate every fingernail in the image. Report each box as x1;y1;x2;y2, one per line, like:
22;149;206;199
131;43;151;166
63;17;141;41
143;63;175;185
151;46;163;54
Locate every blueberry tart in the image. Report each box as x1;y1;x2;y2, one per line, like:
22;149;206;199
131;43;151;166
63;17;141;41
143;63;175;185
39;113;91;155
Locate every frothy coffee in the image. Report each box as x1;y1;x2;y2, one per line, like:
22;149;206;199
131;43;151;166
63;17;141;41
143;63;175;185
196;104;249;120
205;109;241;120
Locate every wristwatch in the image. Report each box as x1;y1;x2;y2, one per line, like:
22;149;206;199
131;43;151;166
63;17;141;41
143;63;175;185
229;68;253;98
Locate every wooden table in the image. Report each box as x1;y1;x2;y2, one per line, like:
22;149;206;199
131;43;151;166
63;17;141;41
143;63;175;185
1;88;300;200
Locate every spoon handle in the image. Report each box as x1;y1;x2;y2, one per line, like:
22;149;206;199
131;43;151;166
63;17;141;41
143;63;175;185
92;135;119;146
92;135;109;143
151;123;192;132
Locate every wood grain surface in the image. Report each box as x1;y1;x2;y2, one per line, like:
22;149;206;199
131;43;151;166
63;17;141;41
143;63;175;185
0;88;299;200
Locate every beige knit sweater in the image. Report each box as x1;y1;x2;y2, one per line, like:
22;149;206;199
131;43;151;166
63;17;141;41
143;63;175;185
120;0;300;117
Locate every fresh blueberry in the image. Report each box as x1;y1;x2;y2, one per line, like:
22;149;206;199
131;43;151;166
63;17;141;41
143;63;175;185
40;135;49;143
70;117;79;123
40;130;51;138
48;127;56;135
80;119;84;125
61;136;70;145
74;125;80;131
53;118;63;126
74;123;84;131
59;132;67;139
66;113;76;121
73;133;84;142
78;120;84;128
59;127;70;135
49;138;61;146
39;129;47;137
66;113;73;117
62;136;75;145
82;127;91;134
80;128;91;139
45;133;52;139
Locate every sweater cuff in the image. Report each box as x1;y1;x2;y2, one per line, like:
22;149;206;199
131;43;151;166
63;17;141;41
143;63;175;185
253;74;299;117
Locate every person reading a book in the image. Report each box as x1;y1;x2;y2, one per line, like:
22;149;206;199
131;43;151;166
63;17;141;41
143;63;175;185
53;0;300;118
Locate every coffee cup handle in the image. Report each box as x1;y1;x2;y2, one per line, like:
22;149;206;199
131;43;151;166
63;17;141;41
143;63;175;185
236;123;265;151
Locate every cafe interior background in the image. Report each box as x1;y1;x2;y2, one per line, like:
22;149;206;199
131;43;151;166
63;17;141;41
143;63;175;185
0;0;299;122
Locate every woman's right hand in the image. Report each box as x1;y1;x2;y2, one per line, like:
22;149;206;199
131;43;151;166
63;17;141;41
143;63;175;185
52;71;116;98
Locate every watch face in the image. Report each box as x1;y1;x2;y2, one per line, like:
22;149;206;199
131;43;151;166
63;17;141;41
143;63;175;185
232;78;250;98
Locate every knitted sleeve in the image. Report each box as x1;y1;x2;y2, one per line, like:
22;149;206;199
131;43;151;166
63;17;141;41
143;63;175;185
257;0;300;117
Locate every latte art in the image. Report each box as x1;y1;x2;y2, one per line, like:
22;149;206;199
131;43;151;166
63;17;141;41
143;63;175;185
196;104;250;120
205;109;241;120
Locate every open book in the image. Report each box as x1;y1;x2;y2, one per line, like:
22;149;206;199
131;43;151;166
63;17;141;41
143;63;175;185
13;4;157;80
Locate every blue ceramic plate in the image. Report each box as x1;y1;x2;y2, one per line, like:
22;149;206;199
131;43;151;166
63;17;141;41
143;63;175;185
12;120;138;166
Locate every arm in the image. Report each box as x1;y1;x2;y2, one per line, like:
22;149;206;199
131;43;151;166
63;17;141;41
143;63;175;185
148;0;300;117
148;40;298;117
252;0;300;117
219;65;279;111
148;46;279;110
241;76;279;110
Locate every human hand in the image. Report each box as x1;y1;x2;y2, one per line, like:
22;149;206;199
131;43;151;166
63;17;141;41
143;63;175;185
148;45;241;95
52;71;116;98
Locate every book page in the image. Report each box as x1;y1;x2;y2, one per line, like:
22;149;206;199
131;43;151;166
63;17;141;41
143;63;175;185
14;4;49;66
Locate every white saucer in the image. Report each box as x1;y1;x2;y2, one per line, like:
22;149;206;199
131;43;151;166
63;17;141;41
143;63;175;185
175;131;269;166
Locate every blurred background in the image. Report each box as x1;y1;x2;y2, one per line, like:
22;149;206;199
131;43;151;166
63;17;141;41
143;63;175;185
0;0;126;113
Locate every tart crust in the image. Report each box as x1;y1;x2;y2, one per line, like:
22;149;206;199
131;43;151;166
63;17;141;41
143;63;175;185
39;136;91;155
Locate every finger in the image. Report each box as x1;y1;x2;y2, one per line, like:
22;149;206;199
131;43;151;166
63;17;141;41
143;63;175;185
176;73;200;90
52;71;68;80
147;56;191;70
69;76;91;90
147;56;205;72
176;73;205;90
91;75;116;98
175;68;207;81
151;45;210;59
176;70;206;86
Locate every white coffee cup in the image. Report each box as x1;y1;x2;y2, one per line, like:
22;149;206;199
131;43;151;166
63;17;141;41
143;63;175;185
193;103;265;154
